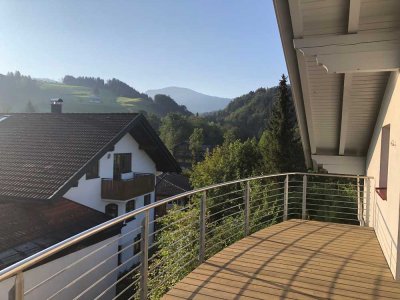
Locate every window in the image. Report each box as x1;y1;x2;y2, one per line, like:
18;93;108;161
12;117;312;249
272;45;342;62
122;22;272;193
86;161;99;179
105;203;118;218
379;125;390;188
144;194;151;206
377;125;390;200
114;153;132;179
125;200;136;222
134;234;141;255
126;200;135;212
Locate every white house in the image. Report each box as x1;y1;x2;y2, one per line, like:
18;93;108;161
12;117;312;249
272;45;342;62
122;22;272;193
274;0;400;279
0;102;180;298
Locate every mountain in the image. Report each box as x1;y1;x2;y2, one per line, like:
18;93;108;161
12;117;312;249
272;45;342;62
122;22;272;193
146;87;231;114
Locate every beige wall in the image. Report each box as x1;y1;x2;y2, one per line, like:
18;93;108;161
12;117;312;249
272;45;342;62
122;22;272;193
366;71;400;279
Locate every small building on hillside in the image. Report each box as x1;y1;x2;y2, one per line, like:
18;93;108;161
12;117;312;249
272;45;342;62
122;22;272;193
0;101;180;298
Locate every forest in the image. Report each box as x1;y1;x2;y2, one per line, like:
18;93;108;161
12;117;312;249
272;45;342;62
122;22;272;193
116;76;360;299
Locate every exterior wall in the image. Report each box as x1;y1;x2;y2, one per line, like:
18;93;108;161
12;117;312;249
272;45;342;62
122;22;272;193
64;133;156;214
64;133;157;273
0;237;119;300
118;193;155;272
366;71;400;279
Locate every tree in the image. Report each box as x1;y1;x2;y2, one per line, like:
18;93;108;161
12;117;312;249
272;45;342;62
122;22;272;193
190;139;263;188
25;100;36;112
259;75;304;173
189;128;204;163
159;113;193;152
223;128;237;145
145;113;161;133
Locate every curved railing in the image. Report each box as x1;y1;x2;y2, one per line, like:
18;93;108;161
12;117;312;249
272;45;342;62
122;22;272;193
0;172;371;300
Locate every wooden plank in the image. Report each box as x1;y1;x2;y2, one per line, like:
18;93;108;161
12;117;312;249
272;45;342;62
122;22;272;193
164;220;400;300
296;53;317;154
316;50;400;73
348;0;361;33
288;0;303;38
184;269;400;299
294;31;400;49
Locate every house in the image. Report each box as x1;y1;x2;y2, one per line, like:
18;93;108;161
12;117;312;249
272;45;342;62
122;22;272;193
0;101;180;298
164;1;400;298
273;0;400;280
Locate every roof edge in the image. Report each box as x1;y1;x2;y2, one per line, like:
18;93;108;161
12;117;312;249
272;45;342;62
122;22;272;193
133;115;181;173
48;113;180;201
273;0;312;169
48;114;142;200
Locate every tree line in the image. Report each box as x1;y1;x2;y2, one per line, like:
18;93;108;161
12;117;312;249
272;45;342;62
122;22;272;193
63;75;151;100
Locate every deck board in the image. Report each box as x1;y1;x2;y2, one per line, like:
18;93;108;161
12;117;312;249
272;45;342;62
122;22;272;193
163;220;400;299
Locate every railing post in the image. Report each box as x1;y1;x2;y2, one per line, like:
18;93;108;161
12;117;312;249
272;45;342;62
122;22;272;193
140;210;149;300
14;272;24;300
244;181;250;236
283;175;289;221
357;176;365;227
302;175;307;220
365;177;370;226
199;191;206;263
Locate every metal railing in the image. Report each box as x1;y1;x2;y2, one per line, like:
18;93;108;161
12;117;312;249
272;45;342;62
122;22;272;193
0;172;371;300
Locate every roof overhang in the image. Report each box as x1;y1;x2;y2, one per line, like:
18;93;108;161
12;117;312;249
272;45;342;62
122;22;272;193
273;0;400;175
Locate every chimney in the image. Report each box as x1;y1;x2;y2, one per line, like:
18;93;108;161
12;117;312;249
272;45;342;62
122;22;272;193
51;98;63;113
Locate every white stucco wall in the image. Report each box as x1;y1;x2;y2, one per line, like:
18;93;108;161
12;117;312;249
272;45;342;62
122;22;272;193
0;237;119;300
366;71;400;279
64;132;157;273
64;133;156;213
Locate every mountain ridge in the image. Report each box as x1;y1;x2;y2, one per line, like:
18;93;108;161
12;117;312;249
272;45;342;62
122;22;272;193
146;86;231;114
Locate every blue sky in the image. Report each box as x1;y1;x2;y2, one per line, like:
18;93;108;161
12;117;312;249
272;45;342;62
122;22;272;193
0;1;286;98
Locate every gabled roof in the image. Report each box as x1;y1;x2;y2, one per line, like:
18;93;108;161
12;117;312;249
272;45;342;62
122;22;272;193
0;197;114;270
0;113;180;201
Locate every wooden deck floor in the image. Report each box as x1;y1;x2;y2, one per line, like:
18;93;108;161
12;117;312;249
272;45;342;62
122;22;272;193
163;219;400;299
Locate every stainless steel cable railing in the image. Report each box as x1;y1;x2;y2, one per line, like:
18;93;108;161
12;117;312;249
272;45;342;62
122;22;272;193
0;172;372;300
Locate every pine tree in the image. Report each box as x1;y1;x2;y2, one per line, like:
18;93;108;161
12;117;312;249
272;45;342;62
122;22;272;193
259;75;304;173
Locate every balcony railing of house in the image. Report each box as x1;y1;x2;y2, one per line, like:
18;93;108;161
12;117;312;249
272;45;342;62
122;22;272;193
101;173;155;200
0;172;371;300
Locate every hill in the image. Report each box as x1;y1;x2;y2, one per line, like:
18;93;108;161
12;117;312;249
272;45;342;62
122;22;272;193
0;72;190;116
146;87;231;114
206;86;295;140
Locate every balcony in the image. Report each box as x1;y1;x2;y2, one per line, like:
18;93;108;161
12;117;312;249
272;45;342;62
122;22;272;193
164;220;398;299
1;173;400;300
101;173;155;200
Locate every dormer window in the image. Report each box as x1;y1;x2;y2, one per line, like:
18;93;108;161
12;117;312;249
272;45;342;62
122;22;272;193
86;161;99;179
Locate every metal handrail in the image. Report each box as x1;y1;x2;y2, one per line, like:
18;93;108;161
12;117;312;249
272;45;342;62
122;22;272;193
0;172;371;287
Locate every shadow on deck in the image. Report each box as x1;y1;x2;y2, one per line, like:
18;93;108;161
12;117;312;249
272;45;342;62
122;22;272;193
163;220;400;299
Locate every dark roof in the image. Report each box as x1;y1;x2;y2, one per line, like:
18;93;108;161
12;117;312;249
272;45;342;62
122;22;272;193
0;113;180;201
156;173;191;197
0;197;113;270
